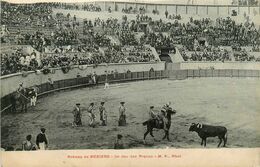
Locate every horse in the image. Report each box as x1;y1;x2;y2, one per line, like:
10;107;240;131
13;88;31;112
142;107;176;144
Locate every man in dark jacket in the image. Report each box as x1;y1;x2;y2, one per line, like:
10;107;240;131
36;128;48;150
73;103;82;127
99;102;107;126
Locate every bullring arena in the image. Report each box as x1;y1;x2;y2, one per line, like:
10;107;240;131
1;0;260;150
2;77;260;149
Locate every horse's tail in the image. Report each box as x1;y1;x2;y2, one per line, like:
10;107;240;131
142;121;148;126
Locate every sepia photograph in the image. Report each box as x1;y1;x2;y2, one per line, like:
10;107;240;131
0;0;260;166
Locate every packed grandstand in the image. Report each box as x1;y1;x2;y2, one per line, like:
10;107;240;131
1;1;260;76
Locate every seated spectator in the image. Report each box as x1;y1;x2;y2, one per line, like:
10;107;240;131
22;135;37;151
114;134;124;149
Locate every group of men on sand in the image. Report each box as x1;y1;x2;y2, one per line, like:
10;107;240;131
72;101;127;127
72;100;172;129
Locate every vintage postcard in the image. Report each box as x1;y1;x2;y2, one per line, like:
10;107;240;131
1;0;259;166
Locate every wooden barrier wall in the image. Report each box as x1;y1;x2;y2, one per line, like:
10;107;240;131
0;62;165;98
168;69;260;79
1;70;168;112
1;69;260;112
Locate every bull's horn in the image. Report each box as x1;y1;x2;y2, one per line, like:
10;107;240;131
197;123;203;128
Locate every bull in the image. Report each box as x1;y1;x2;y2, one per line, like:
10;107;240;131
188;123;227;147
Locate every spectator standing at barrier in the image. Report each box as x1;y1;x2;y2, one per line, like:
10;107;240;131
114;134;124;149
22;135;36;151
72;103;82;127
91;72;97;85
87;102;95;127
118;102;126;126
47;78;54;90
36;128;48;150
99;102;107;126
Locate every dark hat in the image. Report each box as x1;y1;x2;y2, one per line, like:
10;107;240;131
76;103;80;105
26;135;32;141
101;102;105;104
90;102;94;105
150;106;154;109
120;102;125;104
40;128;46;133
117;134;123;139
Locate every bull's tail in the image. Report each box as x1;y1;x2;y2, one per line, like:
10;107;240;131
225;132;228;141
143;121;148;126
224;131;228;147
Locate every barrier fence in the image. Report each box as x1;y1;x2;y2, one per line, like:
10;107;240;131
0;70;168;112
1;69;260;112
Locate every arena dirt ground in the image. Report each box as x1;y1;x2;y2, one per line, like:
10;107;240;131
1;78;260;150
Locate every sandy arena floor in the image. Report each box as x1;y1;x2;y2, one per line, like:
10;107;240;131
1;78;260;150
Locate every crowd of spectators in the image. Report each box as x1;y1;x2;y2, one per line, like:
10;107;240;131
82;4;101;12
103;45;157;63
140;32;174;48
233;49;257;61
1;2;54;27
168;14;182;20
82;19;111;47
164;10;182;20
118;30;138;46
183;50;231;62
1;43;157;76
122;46;156;62
50;2;102;12
136;14;152;22
1;1;260;76
13;27;79;52
122;6;146;14
167;17;260;49
179;45;259;62
139;15;260;60
1;49;42;76
235;0;258;6
44;45;99;54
